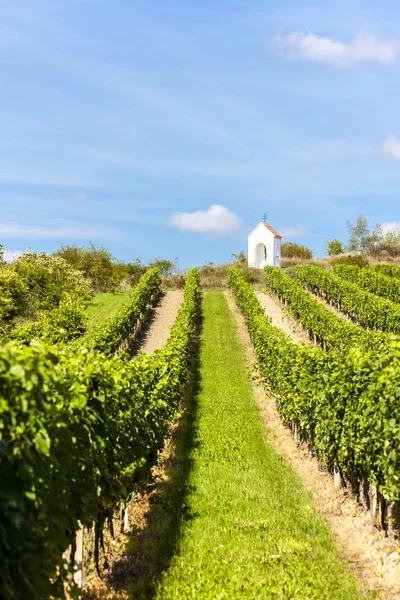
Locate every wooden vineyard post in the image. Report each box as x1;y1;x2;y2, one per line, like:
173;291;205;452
73;524;84;588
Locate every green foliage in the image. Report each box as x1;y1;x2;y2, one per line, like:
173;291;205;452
0;268;200;600
346;213;400;255
326;239;345;256
228;268;400;504
231;250;247;263
0;267;27;321
330;253;368;267
9;297;88;345
297;265;400;334
264;266;387;351
13;252;93;313
3;269;162;349
77;268;162;355
55;243;125;292
334;264;400;303
281;242;313;259
369;264;400;280
124;258;148;285
346;214;373;251
148;257;176;276
156;292;359;600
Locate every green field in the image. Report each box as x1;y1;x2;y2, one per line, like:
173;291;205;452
85;290;132;327
152;292;361;599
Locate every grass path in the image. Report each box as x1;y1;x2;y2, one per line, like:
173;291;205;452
154;292;362;600
85;290;131;327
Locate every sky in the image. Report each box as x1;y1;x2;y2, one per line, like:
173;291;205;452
2;0;400;267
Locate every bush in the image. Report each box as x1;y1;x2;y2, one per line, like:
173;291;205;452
148;257;176;276
0;268;27;321
14;252;93;314
367;243;400;259
330;254;368;268
281;242;313;259
326;239;344;256
163;273;186;289
124;258;148;286
55;243;125;292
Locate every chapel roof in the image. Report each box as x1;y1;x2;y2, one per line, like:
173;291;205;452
247;222;282;239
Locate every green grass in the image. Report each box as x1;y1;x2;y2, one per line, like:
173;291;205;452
152;292;363;600
85;290;132;327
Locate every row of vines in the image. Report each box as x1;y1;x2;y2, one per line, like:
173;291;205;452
333;264;400;303
0;268;200;600
229;267;400;530
296;265;400;333
263;266;389;351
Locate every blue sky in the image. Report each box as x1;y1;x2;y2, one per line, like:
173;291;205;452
2;0;400;267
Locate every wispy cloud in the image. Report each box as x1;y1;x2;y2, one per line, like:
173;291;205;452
168;204;242;234
3;249;22;262
381;221;400;235
381;134;400;158
0;221;122;240
272;32;398;67
280;224;307;239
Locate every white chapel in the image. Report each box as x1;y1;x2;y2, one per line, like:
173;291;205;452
247;220;282;269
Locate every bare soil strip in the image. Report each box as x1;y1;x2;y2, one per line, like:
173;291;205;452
136;290;183;355
226;291;400;600
302;287;354;322
255;290;310;345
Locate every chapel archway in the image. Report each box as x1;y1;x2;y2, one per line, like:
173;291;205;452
255;243;267;269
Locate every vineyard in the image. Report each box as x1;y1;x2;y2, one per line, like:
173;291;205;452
1;259;400;599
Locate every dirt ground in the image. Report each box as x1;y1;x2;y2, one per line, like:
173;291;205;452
136;290;183;355
256;290;310;345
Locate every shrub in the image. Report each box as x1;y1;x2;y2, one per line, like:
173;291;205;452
281;242;313;259
326;239;345;256
330;254;368;267
55;243;125;292
14;252;93;313
148;257;176;276
0;267;27;321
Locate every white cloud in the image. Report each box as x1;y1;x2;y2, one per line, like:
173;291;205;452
381;221;400;235
273;31;398;67
381;134;400;158
3;249;22;262
168;204;242;234
280;224;307;239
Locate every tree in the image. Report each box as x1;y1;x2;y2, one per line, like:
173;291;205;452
148;258;176;276
14;252;93;313
281;242;313;259
326;239;344;256
231;251;247;264
55;243;125;292
346;214;381;252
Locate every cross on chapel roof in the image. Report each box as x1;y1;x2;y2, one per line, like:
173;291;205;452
247;221;282;238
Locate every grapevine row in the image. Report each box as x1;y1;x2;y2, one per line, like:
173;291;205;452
296;265;400;334
229;267;400;510
77;266;162;354
369;264;400;280
0;268;199;600
333;264;400;303
263;266;387;351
